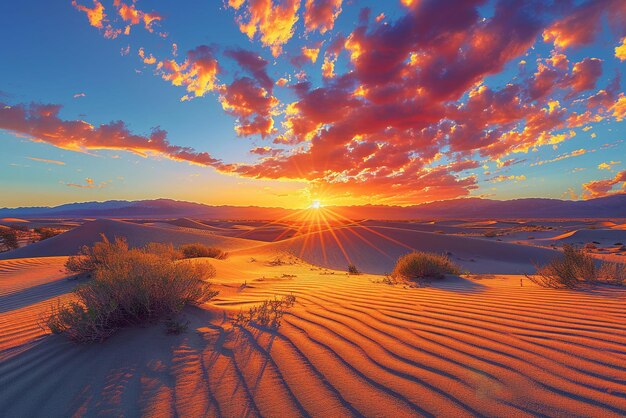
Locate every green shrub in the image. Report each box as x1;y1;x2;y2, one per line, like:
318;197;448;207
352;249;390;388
527;245;597;289
391;251;460;281
179;243;228;259
48;238;218;342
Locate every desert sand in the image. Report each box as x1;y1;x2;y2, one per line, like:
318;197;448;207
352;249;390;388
1;217;626;417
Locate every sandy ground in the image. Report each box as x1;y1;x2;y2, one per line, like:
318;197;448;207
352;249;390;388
1;219;626;417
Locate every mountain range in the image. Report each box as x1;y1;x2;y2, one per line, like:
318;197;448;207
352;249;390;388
1;194;625;220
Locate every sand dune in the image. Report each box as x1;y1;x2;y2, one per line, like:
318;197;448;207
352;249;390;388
0;219;261;260
545;229;626;245
0;217;29;224
1;252;625;417
166;218;229;231
258;224;561;274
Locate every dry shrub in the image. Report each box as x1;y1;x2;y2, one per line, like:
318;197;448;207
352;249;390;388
598;262;626;286
527;245;597;289
391;251;461;281
179;243;228;259
48;238;218;342
35;227;63;241
347;264;361;275
233;295;296;329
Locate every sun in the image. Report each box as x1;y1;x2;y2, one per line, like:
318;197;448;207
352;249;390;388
310;199;322;209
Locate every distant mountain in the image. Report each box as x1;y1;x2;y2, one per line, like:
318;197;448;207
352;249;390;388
1;195;625;220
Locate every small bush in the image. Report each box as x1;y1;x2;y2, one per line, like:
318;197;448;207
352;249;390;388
233;295;296;329
179;243;228;259
0;229;19;251
598;262;626;286
527;245;596;289
48;238;218;342
391;252;461;281
584;242;597;251
483;230;497;238
35;227;63;241
347;264;361;275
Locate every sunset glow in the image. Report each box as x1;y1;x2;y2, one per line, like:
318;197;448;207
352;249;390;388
2;3;626;415
1;1;625;208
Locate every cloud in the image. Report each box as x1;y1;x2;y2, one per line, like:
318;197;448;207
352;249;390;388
72;0;105;29
73;93;86;99
27;157;66;165
530;149;590;166
616;37;626;61
65;178;108;189
159;45;221;101
303;0;342;34
489;175;526;183
0;101;225;169
582;170;626;198
229;0;301;56
598;161;620;170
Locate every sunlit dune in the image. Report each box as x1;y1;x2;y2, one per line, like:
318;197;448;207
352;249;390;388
1;216;626;416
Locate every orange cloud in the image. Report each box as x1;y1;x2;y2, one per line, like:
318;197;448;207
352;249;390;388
138;47;156;64
72;0;105;29
303;0;342;34
115;1;162;33
616;37;626;61
159;46;221;101
229;0;301;56
301;46;320;63
27;157;66;165
543;0;626;50
583;170;626;198
0;101;224;169
530;149;590;166
65;178;108;189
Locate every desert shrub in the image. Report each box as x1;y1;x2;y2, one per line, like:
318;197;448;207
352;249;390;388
35;227;63;241
483;230;497;238
143;242;182;260
391;251;461;281
10;224;29;232
584;242;597;251
233;295;296;329
598;262;626;286
347;264;361;275
0;229;19;251
179;243;228;259
65;235;128;274
527;245;597;289
48;239;218;342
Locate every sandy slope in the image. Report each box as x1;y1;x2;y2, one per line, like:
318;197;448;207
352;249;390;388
0;219;262;260
544;229;626;245
1;249;625;417
255;224;561;274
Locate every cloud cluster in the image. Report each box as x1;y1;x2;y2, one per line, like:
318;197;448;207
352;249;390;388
583;170;626;198
72;0;163;39
61;0;626;204
0;102;224;168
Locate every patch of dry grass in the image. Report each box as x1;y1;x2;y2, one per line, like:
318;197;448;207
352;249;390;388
391;251;461;281
47;237;218;342
179;243;228;259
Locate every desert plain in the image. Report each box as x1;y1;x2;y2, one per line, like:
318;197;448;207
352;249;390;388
1;214;625;417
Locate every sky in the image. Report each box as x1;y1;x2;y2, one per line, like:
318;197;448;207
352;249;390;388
1;0;626;209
